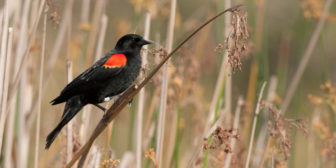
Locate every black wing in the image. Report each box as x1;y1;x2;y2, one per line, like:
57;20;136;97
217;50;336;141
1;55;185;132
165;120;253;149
51;50;123;105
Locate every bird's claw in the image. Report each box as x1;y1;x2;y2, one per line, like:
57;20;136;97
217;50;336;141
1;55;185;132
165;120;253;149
128;98;133;107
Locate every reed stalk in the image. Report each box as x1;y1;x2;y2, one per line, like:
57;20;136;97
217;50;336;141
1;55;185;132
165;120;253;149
5;2;22;166
0;27;12;158
66;61;74;164
34;4;48;168
0;0;9;110
245;81;267;168
156;0;176;167
4;28;14;168
224;0;231;115
136;11;151;168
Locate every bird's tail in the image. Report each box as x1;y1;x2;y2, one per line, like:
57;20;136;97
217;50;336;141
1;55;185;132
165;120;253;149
45;96;84;149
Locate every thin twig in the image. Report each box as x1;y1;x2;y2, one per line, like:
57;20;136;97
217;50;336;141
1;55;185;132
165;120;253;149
245;82;267;168
66;6;242;168
280;0;334;114
34;4;48;168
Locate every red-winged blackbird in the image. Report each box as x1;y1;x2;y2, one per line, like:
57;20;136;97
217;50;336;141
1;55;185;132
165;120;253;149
45;34;151;149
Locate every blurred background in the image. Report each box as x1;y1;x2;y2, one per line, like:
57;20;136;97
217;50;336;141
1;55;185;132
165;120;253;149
0;0;335;167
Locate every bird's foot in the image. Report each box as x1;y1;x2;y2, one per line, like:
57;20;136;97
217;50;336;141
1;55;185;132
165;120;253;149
128;98;133;107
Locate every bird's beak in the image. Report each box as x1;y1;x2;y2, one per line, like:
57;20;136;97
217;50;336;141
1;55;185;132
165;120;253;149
138;39;151;46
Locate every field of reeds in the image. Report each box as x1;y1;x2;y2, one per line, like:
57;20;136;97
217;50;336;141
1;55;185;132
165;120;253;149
0;0;335;168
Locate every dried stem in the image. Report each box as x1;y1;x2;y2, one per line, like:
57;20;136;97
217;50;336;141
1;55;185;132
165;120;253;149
34;4;48;168
65;6;242;168
0;0;9;111
66;60;73;164
136;11;151;168
245;81;267;168
0;27;12;158
280;0;334;114
4;28;14;168
224;0;232;115
156;0;176;166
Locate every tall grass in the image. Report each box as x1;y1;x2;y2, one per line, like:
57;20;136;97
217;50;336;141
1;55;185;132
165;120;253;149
0;1;335;168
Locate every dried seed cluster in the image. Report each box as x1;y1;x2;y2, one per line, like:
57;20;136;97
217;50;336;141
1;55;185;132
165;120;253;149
261;101;309;160
203;126;240;164
98;159;120;168
216;8;249;73
145;148;158;167
47;0;60;26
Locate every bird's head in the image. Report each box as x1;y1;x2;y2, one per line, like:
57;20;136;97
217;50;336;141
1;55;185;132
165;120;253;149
115;34;151;52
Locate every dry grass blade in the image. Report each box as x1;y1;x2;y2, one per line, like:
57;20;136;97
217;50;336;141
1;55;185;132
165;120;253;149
244;81;267;168
34;4;48;168
65;5;243;168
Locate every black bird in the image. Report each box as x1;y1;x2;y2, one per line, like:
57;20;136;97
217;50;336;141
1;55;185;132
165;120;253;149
46;34;151;149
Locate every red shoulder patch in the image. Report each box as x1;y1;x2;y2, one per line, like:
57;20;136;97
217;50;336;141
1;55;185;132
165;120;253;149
103;54;127;68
